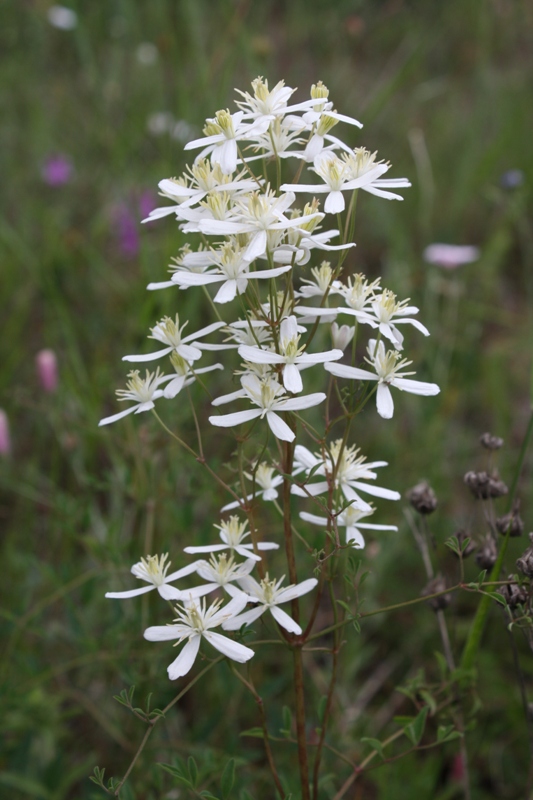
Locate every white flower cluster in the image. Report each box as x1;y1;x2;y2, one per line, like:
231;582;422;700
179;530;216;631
101;77;440;679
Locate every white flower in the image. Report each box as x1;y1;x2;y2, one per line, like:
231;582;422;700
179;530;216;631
296;262;343;299
221;462;284;511
423;243;480;270
99;368;166;426
223;574;318;635
300;505;398;548
184;109;269;175
144;595;254;680
123;315;226;363
235;77;315;126
209;374;326;442
183;515;279;563
198;189;321;262
325;339;440;419
291;440;400;508
171;242;292;304
160;353;224;400
238;315;342;393
163;553;257;601
105;553;198;600
143;162;259;221
281;148;410;214
335;289;430;349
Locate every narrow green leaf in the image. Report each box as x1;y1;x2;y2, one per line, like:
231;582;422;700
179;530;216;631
360;737;385;760
239;727;264;738
188;756;198;787
405;706;429;745
221;758;236;799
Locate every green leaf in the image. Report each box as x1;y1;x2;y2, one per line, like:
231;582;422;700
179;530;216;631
200;792;220;799
317;695;328;724
240;727;264;738
360;737;385;760
221;759;236;799
419;690;437;716
188;756;198;787
280;705;292;736
158;762;193;788
404;706;429;745
437;724;463;743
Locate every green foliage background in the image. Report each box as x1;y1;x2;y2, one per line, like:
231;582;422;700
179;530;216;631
1;1;532;798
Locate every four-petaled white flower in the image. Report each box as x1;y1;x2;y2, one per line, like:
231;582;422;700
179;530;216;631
99;368;166;426
325;339;440;419
123;315;226;364
105;553;199;600
209;373;326;441
300;505;398;548
162;553;257;601
184;109;269;175
171;242;292;304
223;574;318;635
291;440;400;509
183;515;279;563
335;289;429;350
221;462;284;511
238;315;342;394
144;595;254;680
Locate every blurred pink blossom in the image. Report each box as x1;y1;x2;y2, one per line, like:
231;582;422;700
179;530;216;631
423;243;480;270
115;204;139;258
41;154;73;186
0;410;11;456
36;349;59;393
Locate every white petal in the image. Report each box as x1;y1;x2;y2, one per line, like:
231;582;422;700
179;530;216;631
266;411;295;442
270;605;302;635
238;345;285;365
276;578;318;603
122;347;172;363
105;585;155;599
392;378;440;396
376;384;394;419
214;280;238;304
348;481;400;501
144;624;183;642
279;392;326;412
325;363;377;381
283;364;303;394
324;191;345;214
222;605;267;630
172;272;223;287
299;511;328;526
244;230;267;262
184;544;229;554
203;631;254;662
99;406;137;426
346;528;365;548
209;409;262;428
167;635;201;680
163;376;186;399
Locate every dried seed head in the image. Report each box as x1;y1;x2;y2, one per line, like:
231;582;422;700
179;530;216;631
498;575;528;610
475;535;498;570
516;533;533;578
421;574;451;611
406;481;438;515
464;471;508;500
479;432;504;450
496;501;524;538
453;530;476;558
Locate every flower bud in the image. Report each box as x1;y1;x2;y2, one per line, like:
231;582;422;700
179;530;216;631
406;481;437;515
475;535;497;570
480;432;504;450
0;409;11;457
331;322;355;351
421;574;451;611
516;533;533;578
36;349;59;393
498;575;528;610
496;501;524;538
464;471;508;500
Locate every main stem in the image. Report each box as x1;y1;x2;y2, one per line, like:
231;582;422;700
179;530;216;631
283;436;310;800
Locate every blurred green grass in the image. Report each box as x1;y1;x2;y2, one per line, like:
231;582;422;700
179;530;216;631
1;1;533;798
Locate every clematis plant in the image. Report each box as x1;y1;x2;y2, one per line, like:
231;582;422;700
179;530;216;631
99;76;441;800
